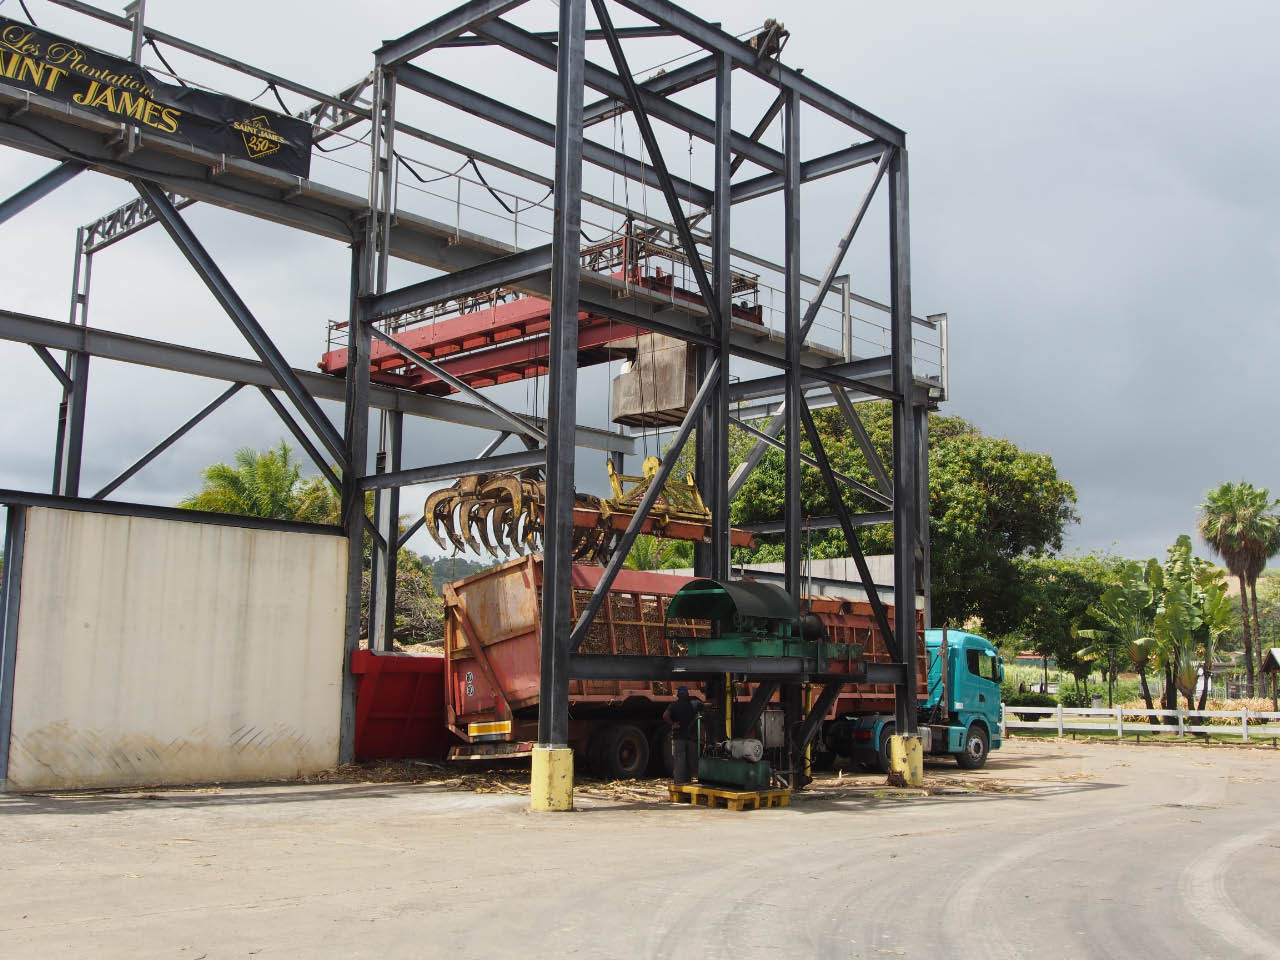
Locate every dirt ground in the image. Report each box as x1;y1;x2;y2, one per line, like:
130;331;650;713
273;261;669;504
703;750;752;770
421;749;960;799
3;737;1279;959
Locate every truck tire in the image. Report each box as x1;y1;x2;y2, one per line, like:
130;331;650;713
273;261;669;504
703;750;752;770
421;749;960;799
956;724;989;770
593;723;650;780
648;725;673;777
875;724;895;774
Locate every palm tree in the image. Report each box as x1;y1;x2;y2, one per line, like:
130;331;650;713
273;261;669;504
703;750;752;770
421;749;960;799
1197;481;1280;696
623;534;693;571
181;441;338;522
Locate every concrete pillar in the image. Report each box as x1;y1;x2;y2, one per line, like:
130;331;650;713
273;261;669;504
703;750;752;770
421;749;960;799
530;746;574;812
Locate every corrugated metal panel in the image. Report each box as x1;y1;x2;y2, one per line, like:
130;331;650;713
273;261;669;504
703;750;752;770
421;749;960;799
5;507;347;790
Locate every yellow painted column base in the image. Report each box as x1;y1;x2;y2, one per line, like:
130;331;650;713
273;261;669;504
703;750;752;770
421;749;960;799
886;734;924;788
530;746;574;812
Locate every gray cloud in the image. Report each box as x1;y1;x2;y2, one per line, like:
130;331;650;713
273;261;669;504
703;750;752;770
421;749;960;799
2;0;1275;565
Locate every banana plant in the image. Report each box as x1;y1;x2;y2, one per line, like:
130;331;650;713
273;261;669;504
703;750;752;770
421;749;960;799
1076;559;1160;707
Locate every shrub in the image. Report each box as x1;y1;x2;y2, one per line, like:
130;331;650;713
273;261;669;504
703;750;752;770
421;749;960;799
1006;692;1056;721
1057;688;1095;708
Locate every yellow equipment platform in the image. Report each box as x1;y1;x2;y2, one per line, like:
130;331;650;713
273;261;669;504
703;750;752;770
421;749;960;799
668;784;792;811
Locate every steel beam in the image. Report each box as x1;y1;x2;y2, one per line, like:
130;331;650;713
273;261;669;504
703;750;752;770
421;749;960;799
475;430;512;458
731;142;885;205
0;505;27;786
591;0;721;328
569;358;721;653
92;383;245;500
612;0;906;146
134;181;348;470
365;245;552;322
736;678;781;736
397;514;425;550
567;655;832;681
782;91;802;602
729;415;890;507
358;448;543;491
726;401;783;501
55;228;91;498
0;161;86;226
256;386;342;491
889;148;919;735
536;0;586;750
728;357;894;403
798;150;891;342
395;65;713;209
583;54;717;125
446;24;679;47
31;345;72;391
798;399;899;662
367;326;545;443
474;18;783;174
739;511;893;535
0;310;633;454
377;0;529;65
796;680;845;754
832;386;892;498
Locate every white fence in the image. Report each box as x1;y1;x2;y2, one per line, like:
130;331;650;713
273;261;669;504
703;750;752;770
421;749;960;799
1001;704;1280;741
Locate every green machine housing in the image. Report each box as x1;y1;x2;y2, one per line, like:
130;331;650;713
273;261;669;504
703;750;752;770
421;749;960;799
664;578;863;667
664;578;863;790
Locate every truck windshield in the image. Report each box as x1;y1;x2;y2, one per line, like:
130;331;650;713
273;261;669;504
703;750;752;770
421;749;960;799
967;650;996;680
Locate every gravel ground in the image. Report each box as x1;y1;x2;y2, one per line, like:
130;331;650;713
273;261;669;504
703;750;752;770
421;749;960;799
2;738;1278;959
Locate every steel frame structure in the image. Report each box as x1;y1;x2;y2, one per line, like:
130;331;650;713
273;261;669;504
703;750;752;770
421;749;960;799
0;0;942;778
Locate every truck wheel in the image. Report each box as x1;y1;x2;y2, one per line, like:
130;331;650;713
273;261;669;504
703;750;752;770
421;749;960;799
648;725;673;777
594;724;650;780
876;724;895;774
956;725;989;770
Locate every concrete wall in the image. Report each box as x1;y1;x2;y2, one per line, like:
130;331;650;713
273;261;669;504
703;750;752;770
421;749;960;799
4;507;346;791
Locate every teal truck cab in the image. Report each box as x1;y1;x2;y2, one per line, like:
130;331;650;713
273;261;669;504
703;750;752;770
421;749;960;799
826;629;1003;771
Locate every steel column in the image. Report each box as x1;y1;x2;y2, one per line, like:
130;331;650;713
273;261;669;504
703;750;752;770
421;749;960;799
0;505;27;786
916;403;932;628
782;91;802;601
339;243;372;765
710;54;732;580
890;147;919;735
372;410;402;651
536;0;586;750
55;228;91;497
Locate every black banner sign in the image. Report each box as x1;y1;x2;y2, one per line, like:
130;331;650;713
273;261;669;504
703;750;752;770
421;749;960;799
0;16;312;177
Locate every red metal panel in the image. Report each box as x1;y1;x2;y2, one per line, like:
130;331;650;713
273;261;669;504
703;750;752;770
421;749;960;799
350;650;454;761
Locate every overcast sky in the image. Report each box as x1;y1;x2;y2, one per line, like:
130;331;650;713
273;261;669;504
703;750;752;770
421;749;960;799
1;0;1276;564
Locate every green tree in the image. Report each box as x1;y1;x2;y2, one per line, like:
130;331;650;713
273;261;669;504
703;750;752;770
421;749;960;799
1196;481;1280;695
182;441;445;645
180;441;339;522
726;404;1077;632
623;534;693;571
1076;559;1162;708
1013;553;1120;696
